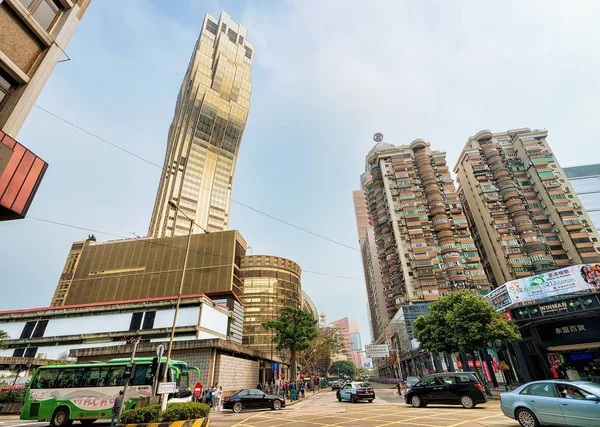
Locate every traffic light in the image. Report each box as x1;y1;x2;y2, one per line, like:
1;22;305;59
123;363;137;381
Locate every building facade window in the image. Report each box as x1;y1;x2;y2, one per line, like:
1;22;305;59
21;0;63;31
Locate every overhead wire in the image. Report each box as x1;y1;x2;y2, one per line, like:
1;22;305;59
33;104;360;253
27;216;362;281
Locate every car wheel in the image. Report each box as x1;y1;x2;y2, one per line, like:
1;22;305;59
272;400;282;410
51;407;72;427
233;402;243;413
460;395;475;409
516;408;539;427
368;399;373;403
351;394;356;403
337;392;341;401
411;395;423;408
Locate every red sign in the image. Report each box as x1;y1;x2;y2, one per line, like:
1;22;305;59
193;382;201;397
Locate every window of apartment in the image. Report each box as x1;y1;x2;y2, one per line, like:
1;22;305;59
205;19;218;35
21;0;63;31
0;69;16;113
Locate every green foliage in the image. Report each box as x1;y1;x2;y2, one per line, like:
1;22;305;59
263;307;318;381
86;234;97;242
0;385;27;403
298;326;345;377
119;405;162;424
328;360;359;379
119;402;210;424
413;290;521;355
161;402;210;422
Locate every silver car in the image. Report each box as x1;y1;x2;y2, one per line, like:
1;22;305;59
500;380;600;427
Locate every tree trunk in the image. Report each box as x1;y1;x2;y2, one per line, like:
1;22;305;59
290;347;297;382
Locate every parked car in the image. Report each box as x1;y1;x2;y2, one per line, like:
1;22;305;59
500;380;600;427
223;388;286;413
331;380;341;390
336;381;375;403
405;372;487;409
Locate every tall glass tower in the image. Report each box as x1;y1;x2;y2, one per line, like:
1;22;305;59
149;12;253;237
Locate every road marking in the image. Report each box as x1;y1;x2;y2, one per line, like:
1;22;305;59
230;411;264;427
445;414;504;427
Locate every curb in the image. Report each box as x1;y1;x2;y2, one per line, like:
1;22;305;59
285;388;328;406
120;418;209;427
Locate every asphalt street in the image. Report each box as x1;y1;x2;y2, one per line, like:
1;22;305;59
1;387;520;427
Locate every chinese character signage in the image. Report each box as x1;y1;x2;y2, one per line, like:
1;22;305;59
485;265;598;311
511;295;599;321
537;317;600;346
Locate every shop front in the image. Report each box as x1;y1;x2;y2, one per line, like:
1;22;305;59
510;293;600;382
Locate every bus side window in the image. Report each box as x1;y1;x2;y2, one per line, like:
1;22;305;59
99;366;112;387
33;369;59;389
83;367;100;387
73;368;86;387
56;368;75;388
109;366;126;386
132;365;150;386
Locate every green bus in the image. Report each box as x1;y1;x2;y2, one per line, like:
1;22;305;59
20;357;200;427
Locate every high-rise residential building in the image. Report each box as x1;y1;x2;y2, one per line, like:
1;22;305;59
455;129;600;288
50;230;247;307
240;255;302;355
353;190;370;246
0;0;90;221
362;137;490;317
331;317;352;362
353;176;388;342
148;12;254;238
349;321;363;369
564;164;600;230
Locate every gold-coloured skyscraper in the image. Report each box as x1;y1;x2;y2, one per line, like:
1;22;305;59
149;12;253;237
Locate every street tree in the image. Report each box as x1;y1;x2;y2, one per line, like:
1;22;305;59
0;330;7;349
329;360;358;379
413;290;521;384
263;307;318;382
298;326;345;377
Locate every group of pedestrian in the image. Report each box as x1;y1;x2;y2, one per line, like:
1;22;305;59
256;380;310;401
194;383;223;411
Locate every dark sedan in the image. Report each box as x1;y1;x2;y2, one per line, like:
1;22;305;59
223;388;286;413
405;372;487;409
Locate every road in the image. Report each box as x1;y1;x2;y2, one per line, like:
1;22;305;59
209;388;520;427
1;388;520;427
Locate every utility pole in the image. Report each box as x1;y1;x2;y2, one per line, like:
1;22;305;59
161;200;207;411
118;338;141;419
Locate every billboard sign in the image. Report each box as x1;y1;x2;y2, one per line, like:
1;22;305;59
365;344;389;358
485;264;599;311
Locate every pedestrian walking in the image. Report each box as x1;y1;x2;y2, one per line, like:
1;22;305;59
205;385;213;408
300;383;305;398
212;384;218;410
256;382;262;391
110;390;123;427
216;386;223;411
275;382;279;395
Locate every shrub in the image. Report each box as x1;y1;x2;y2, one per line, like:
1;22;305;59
161;402;210;422
119;404;161;424
0;385;26;403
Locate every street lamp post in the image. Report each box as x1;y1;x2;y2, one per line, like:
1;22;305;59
160;201;208;410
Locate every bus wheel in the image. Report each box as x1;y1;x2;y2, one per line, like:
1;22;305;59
80;420;97;425
51;407;73;427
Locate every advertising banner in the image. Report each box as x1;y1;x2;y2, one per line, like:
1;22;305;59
485;264;599;311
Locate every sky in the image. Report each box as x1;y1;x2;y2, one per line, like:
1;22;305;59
2;0;600;349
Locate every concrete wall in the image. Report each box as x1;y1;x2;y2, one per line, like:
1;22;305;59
215;354;258;392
